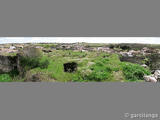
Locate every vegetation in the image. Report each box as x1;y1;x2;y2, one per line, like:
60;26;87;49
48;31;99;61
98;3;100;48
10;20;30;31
0;48;152;82
0;74;12;82
121;62;151;81
37;43;57;48
20;56;49;70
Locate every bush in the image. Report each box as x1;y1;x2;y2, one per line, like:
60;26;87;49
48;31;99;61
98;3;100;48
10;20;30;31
120;62;151;81
0;74;12;82
73;54;151;82
72;73;85;82
9;69;19;77
20;57;40;69
72;54;122;82
84;70;112;82
39;59;50;69
19;47;44;70
79;58;113;81
20;56;49;70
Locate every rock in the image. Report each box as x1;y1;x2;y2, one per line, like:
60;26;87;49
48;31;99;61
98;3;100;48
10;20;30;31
24;71;56;82
36;46;43;49
142;47;148;52
20;46;42;58
141;64;148;68
143;69;160;82
147;53;160;71
0;55;18;73
127;52;133;57
24;73;42;82
0;64;13;73
120;54;145;65
144;75;157;83
9;46;16;50
154;70;160;80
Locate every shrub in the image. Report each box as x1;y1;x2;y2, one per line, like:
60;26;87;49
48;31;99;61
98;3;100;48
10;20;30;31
73;53;151;82
39;59;50;69
19;46;45;71
72;54;122;82
120;62;151;81
20;56;49;71
79;58;114;81
0;74;12;82
20;57;40;69
9;69;19;77
84;70;112;82
72;73;85;82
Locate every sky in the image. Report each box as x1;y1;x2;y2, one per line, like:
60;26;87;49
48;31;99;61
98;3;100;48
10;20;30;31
0;37;160;44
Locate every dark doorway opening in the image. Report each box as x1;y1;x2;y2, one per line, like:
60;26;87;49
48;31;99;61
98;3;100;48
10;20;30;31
64;62;77;73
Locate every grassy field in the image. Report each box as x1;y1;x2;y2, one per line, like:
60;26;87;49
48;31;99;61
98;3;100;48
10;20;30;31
0;50;151;82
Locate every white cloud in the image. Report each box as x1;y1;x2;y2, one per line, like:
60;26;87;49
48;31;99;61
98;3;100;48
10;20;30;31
0;37;160;44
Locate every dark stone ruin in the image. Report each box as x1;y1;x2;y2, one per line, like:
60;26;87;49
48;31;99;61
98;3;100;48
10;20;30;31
64;62;77;73
42;49;52;53
119;53;160;73
120;45;130;51
109;45;114;49
147;53;160;72
0;55;18;74
119;55;146;65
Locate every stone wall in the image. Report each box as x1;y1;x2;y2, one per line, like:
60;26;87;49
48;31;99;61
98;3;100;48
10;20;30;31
147;54;160;71
0;55;18;73
120;55;146;65
119;53;160;71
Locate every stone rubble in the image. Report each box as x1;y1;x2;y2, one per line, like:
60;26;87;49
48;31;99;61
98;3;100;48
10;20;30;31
144;70;160;83
141;64;148;68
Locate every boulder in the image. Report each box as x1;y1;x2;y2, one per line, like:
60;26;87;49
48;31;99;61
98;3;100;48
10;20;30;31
144;75;157;83
24;73;42;82
154;70;160;80
141;64;148;68
20;46;42;58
